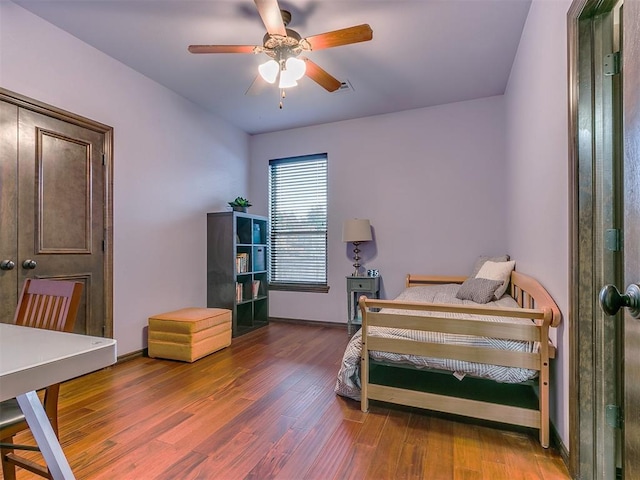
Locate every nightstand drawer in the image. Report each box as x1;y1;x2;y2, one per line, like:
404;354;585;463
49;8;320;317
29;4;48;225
348;277;377;291
346;275;380;335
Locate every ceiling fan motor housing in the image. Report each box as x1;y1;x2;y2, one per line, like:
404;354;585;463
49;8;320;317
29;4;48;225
262;28;308;60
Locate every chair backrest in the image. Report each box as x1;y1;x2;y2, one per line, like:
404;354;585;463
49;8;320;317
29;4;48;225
13;279;83;333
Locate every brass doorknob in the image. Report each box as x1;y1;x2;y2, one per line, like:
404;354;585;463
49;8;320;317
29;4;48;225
22;259;37;269
0;260;15;271
599;284;640;318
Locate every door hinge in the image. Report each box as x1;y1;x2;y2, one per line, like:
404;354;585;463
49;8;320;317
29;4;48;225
605;229;621;252
102;239;105;251
604;52;620;76
102;153;106;165
606;404;622;429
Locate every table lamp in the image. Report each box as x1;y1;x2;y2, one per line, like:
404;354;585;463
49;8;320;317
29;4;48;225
342;219;372;276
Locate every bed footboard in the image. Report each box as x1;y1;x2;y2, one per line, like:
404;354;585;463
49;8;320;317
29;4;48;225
358;271;561;448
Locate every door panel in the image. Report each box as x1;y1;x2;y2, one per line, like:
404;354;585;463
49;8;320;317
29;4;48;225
622;0;640;476
593;7;621;475
17;109;106;336
39;129;92;252
0;101;18;320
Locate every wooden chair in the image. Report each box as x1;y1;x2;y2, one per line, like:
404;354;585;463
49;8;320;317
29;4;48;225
0;278;83;480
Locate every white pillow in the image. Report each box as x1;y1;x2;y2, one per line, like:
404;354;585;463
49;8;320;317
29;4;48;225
475;260;515;299
470;255;510;278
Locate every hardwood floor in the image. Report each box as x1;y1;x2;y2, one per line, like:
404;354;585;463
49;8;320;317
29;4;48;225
2;321;570;479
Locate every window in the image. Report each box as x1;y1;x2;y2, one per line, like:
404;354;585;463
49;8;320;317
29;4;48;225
268;154;328;292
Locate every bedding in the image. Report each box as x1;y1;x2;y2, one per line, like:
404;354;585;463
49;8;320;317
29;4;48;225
335;283;537;401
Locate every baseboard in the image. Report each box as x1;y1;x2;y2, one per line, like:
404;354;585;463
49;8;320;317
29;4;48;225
117;348;146;363
550;421;570;470
269;316;345;330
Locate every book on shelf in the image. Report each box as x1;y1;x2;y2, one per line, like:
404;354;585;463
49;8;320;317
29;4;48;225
235;282;243;302
236;253;249;273
252;280;260;299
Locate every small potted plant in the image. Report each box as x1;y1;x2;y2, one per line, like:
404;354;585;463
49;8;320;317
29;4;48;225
228;196;252;213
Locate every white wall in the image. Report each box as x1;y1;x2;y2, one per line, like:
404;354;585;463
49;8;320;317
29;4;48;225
249;96;509;324
504;0;572;449
0;2;250;355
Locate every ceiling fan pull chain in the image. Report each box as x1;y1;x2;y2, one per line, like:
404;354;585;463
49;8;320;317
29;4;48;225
279;88;285;109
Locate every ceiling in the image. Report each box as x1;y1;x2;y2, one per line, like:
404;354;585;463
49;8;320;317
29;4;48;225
13;0;532;135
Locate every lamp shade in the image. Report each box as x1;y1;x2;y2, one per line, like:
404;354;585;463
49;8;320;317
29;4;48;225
342;219;372;243
285;57;306;80
278;68;298;88
258;59;279;84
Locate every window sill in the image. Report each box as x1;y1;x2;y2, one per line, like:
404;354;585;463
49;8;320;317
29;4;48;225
269;283;330;293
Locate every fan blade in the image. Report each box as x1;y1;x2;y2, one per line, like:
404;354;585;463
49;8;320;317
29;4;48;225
188;45;257;54
305;24;373;51
245;75;270;96
302;58;341;92
254;0;286;36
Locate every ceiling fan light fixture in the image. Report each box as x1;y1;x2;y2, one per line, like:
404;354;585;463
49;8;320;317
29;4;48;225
285;56;306;81
258;59;279;83
278;67;298;88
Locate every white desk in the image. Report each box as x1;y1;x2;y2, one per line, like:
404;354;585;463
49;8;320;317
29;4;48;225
0;323;117;479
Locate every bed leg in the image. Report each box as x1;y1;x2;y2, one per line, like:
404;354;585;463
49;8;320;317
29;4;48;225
540;379;550;448
540;427;549;448
361;353;369;413
360;304;370;413
361;396;369;413
539;359;550;448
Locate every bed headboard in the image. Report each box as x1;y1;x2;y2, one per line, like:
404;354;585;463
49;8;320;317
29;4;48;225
405;272;562;328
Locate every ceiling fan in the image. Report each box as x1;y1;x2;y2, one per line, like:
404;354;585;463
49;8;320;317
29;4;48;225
188;0;373;101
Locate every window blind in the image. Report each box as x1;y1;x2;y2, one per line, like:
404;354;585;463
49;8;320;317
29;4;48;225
269;154;328;287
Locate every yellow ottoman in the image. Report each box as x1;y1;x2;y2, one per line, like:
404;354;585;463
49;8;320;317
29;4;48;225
148;307;231;362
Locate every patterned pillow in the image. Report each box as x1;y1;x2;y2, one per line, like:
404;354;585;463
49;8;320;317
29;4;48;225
455;278;504;304
475;260;516;299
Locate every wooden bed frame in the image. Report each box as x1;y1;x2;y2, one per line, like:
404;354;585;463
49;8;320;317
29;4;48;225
358;271;562;448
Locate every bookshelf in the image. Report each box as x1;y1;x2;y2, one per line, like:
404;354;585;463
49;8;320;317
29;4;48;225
207;211;269;337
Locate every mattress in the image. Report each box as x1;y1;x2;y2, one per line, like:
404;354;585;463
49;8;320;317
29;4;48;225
335;283;538;401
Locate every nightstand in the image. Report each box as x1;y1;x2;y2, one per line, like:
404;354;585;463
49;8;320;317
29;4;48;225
346;275;380;335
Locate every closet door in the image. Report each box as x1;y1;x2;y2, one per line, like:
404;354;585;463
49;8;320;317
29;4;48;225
0;101;19;321
0;94;112;338
18;108;107;336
